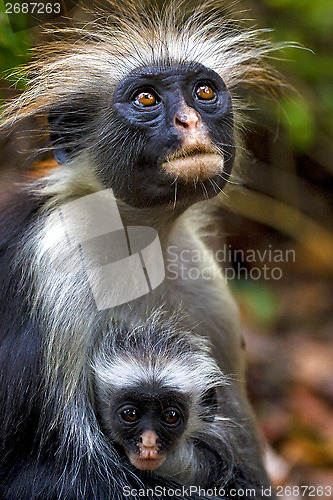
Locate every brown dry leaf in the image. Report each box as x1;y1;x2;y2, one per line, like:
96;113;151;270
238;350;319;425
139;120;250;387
292;340;333;400
289;385;333;438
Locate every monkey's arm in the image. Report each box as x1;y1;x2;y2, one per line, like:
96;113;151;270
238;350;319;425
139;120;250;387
188;437;273;499
165;203;244;376
163;206;274;494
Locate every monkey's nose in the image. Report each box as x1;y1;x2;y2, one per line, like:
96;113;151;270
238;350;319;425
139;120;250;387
140;430;159;447
175;114;190;128
174;107;199;130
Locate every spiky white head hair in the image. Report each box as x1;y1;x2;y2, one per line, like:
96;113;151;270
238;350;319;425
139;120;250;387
1;0;283;131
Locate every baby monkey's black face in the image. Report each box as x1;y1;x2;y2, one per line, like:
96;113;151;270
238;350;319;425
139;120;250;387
107;388;189;471
97;62;235;207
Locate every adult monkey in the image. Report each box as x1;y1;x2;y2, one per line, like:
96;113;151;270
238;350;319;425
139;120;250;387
0;1;281;498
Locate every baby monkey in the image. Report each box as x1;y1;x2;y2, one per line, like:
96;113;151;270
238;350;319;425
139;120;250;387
92;312;227;484
104;381;190;471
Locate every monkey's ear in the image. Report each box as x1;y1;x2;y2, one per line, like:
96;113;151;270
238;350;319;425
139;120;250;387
48;102;96;164
201;388;218;422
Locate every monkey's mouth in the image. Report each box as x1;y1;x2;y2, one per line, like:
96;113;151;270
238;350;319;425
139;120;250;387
129;453;166;471
161;146;223;182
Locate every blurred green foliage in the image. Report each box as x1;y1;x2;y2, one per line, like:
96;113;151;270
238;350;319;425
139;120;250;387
231;279;280;327
251;0;333;151
280;97;315;152
0;0;32;96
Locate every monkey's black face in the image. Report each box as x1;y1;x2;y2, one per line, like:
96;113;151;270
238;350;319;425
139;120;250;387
95;62;235;207
49;62;235;208
106;388;189;471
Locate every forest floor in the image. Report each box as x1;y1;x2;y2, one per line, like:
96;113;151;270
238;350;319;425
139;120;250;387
233;276;333;499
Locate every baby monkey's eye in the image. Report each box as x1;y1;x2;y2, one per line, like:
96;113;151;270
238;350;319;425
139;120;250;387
194;83;216;101
133;89;159;107
119;407;141;423
161;408;181;426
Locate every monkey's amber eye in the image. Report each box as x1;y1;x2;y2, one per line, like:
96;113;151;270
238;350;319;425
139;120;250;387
120;407;140;424
133;90;158;107
195;84;216;101
161;408;180;426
